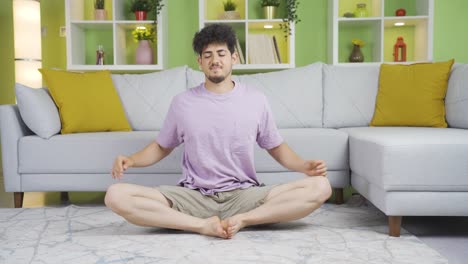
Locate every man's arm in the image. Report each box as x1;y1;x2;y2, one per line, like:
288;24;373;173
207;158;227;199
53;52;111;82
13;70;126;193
111;141;173;179
267;142;327;177
129;141;173;167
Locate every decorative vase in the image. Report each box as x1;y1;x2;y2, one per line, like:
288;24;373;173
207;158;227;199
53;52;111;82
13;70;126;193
218;11;241;20
135;40;153;64
349;44;364;63
135;11;147;20
263;6;277;19
94;9;107;20
354;3;369;17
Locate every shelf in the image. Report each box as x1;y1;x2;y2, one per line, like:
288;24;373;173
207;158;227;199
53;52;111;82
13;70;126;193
199;0;295;70
329;0;433;65
65;0;167;71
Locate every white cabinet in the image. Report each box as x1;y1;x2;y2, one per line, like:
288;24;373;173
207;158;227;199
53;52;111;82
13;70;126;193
328;0;433;65
65;0;167;70
199;0;295;70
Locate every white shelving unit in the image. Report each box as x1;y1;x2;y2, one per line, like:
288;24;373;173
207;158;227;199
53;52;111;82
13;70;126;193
65;0;167;70
328;0;433;65
199;0;295;70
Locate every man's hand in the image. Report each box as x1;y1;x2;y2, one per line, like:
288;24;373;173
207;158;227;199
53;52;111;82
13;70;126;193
111;155;135;180
303;160;327;177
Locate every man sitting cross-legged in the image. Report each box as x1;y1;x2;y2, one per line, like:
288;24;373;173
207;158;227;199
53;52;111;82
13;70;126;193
105;23;332;239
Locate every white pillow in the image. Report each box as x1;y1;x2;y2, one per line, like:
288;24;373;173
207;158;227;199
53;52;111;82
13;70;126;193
111;66;187;131
446;63;468;128
15;83;61;139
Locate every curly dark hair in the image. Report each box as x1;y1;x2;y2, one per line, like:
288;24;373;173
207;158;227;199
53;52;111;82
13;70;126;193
192;24;237;56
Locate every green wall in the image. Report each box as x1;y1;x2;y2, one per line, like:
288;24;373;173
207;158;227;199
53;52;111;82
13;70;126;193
2;0;467;93
0;0;15;105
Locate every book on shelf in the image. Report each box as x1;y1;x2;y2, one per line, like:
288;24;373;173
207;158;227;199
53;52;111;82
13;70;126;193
248;34;281;64
272;36;282;64
235;38;245;64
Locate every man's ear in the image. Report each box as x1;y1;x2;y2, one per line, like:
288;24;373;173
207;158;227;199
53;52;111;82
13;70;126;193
197;56;202;68
231;51;238;64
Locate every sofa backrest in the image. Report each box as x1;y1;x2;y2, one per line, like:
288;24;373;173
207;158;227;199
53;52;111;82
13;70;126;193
111;66;187;131
322;64;380;128
186;62;324;129
446;63;468;129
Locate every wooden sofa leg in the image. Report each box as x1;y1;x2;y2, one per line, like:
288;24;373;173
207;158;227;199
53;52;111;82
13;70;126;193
389;216;402;237
14;192;24;208
60;192;70;204
334;188;344;204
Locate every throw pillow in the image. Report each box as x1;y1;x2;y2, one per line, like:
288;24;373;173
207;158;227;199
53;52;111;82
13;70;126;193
370;59;454;128
39;69;131;134
15;83;61;139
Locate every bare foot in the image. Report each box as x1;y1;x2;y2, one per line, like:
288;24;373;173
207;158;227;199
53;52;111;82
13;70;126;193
225;214;247;239
199;216;227;239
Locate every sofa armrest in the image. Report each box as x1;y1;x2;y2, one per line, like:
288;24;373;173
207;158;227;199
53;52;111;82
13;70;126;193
0;105;33;192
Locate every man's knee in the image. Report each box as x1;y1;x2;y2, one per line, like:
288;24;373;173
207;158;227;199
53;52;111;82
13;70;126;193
105;183;131;213
304;177;332;204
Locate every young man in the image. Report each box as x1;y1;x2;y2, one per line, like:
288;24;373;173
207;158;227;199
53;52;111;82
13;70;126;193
105;24;332;239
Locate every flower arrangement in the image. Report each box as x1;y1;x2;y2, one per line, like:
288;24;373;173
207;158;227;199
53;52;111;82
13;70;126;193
131;26;156;42
352;39;365;47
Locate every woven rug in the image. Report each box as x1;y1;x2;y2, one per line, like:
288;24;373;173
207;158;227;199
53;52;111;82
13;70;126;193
0;195;447;264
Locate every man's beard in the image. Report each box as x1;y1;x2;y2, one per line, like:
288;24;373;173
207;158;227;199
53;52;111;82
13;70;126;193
207;74;225;84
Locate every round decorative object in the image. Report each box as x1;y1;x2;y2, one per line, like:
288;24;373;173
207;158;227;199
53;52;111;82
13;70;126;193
218;11;241;20
349;45;364;63
135;40;153;64
395;8;406;16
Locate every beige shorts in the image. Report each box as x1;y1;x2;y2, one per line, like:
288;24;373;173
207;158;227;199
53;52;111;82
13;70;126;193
158;185;275;219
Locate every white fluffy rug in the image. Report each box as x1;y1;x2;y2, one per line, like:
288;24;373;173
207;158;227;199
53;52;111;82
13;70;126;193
0;196;447;264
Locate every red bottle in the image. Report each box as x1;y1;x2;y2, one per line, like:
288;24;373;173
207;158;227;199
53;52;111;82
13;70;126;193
393;37;406;62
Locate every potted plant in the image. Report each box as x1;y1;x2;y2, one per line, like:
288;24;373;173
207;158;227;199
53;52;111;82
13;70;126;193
94;0;107;20
280;0;300;38
349;39;365;62
130;0;164;23
260;0;280;19
132;26;156;64
219;0;241;20
130;0;152;20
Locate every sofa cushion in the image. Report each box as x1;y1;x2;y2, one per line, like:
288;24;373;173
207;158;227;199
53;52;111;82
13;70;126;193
15;83;61;139
341;127;468;191
446;63;468;128
370;60;454;128
39;69;132;134
19;131;183;174
323;64;380;128
112;66;187;131
237;63;323;128
255;128;349;172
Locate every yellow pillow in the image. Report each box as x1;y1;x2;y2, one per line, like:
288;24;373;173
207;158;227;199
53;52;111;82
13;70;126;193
370;59;454;128
39;69;131;134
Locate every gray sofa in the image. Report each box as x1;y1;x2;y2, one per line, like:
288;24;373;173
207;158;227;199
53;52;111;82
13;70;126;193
1;62;467;237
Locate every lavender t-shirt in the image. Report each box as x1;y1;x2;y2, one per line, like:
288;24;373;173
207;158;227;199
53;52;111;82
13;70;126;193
156;81;283;195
